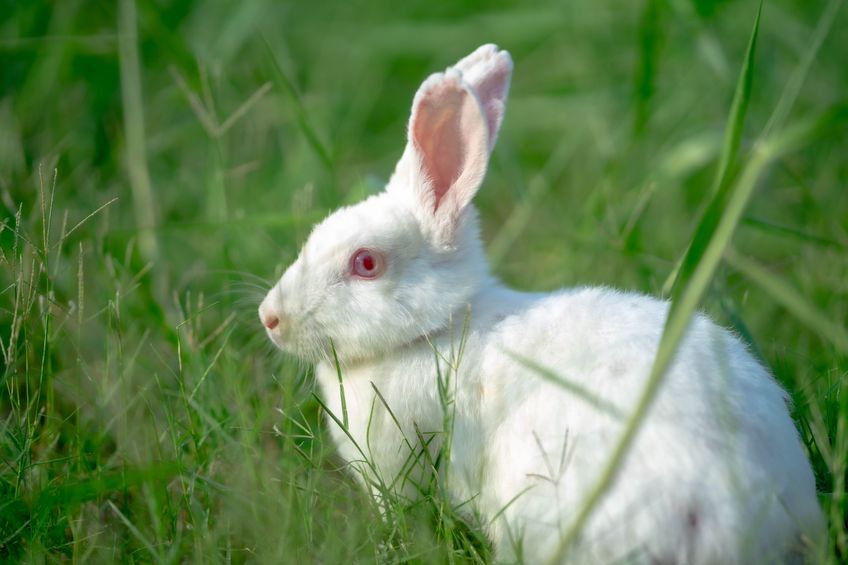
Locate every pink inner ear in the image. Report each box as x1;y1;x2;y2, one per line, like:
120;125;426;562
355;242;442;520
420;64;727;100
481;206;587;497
412;85;468;211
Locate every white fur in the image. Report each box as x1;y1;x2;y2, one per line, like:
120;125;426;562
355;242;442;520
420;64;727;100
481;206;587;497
259;44;824;563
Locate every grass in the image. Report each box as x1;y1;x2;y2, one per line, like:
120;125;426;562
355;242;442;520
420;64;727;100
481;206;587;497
1;0;847;562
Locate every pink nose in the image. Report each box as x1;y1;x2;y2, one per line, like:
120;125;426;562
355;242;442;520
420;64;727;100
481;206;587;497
263;315;279;330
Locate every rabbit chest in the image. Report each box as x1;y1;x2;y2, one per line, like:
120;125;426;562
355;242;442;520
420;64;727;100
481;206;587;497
313;333;495;504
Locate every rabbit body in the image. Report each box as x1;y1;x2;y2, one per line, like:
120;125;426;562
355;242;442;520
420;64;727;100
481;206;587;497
260;45;824;563
314;279;821;564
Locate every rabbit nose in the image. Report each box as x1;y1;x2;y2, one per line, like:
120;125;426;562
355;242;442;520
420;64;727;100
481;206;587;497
263;314;279;330
258;301;282;331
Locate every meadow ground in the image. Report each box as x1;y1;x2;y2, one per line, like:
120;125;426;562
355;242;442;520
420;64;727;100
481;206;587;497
1;0;846;562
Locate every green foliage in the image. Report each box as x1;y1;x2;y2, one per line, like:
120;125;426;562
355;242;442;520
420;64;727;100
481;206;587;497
0;0;846;562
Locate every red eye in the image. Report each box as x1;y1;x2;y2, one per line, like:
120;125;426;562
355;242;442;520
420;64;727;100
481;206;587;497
351;249;385;279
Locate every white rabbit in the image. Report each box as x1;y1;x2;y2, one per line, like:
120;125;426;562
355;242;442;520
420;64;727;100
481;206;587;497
259;44;824;564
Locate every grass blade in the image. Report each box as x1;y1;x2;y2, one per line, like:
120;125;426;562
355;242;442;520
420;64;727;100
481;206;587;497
503;350;625;420
107;501;161;563
330;341;349;430
761;0;844;138
632;0;665;136
552;8;768;559
709;1;761;198
262;36;334;174
117;0;159;264
552;100;845;559
662;1;762;296
724;248;848;355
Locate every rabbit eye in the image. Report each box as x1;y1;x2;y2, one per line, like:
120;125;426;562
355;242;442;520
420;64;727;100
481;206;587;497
351;249;385;279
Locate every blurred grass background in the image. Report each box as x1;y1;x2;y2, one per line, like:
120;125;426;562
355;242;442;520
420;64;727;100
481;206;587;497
1;0;846;562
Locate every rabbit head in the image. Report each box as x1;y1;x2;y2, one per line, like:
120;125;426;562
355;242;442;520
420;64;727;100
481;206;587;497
259;44;513;362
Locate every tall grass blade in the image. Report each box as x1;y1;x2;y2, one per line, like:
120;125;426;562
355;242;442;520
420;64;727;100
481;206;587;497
552;8;768;559
662;1;761;296
107;501;161;563
724;248;848;355
262;37;334;174
633;0;664;136
118;0;159;263
503;350;625;419
552;99;846;560
330;341;349;430
761;0;844;138
742;216;844;249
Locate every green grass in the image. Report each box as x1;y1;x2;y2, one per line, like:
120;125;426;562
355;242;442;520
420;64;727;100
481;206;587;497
1;0;847;562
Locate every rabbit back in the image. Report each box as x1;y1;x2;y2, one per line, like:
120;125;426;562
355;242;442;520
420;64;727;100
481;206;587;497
468;286;823;563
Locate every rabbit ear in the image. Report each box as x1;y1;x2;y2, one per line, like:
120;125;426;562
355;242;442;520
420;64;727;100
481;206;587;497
402;70;490;245
452;44;513;152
